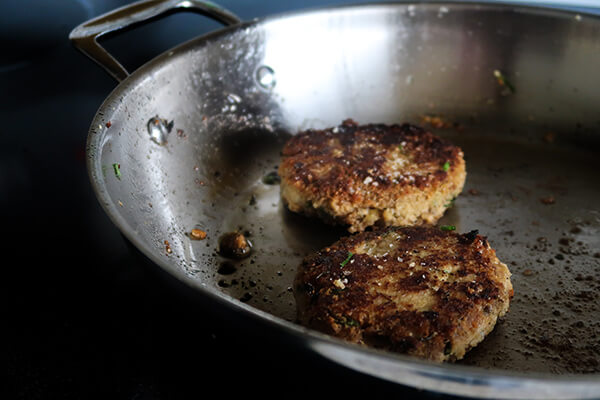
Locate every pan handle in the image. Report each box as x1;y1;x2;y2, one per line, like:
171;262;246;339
69;0;242;82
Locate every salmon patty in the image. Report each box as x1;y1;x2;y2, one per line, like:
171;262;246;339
279;119;466;232
294;226;513;362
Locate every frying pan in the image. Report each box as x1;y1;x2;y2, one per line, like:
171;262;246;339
70;1;600;398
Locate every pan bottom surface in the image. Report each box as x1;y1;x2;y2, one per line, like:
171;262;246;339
180;127;599;375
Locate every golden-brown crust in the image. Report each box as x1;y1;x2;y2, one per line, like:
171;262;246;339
279;120;466;232
294;226;513;362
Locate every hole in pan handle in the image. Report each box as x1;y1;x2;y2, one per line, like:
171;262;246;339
69;0;242;82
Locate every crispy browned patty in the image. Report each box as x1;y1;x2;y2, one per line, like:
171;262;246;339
294;226;513;362
279;119;466;232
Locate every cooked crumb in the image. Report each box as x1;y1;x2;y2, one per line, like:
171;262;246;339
190;229;207;240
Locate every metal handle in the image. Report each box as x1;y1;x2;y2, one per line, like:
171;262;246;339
69;0;242;82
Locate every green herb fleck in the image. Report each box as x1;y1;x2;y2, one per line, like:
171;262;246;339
442;161;450;172
340;251;354;267
440;225;456;231
262;171;281;185
444;197;456;208
335;315;360;327
493;69;515;94
112;163;121;180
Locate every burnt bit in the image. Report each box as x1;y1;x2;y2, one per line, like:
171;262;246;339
218;232;253;259
444;341;453;355
540;196;556;205
458;229;480;244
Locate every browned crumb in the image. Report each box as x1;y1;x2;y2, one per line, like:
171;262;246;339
190;229;207;240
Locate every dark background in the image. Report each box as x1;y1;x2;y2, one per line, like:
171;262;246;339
3;1;597;399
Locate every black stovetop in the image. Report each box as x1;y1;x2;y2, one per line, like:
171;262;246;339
4;1;596;398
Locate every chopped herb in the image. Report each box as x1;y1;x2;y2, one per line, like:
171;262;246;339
459;229;480;244
340;251;354;267
442;161;450;172
444;197;456;208
262;171;281;185
440;225;456;231
493;69;515;93
112;163;121;180
334;315;360;327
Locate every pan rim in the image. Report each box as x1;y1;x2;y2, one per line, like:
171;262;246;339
84;1;600;398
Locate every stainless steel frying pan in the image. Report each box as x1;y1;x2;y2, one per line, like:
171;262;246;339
70;1;600;398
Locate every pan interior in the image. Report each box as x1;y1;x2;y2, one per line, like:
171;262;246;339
88;3;600;376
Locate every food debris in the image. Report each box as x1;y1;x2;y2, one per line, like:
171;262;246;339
164;240;172;254
540;196;556;205
468;188;480;196
421;115;452;129
190;229;207;240
440;225;456;231
493;69;515;94
262;171;281;185
151;116;174;131
112;163;121;180
523;269;534;276
340;252;354;267
442;161;450;172
543;132;556;143
218;232;252;259
333;278;346;290
105;121;112;128
420;115;463;131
